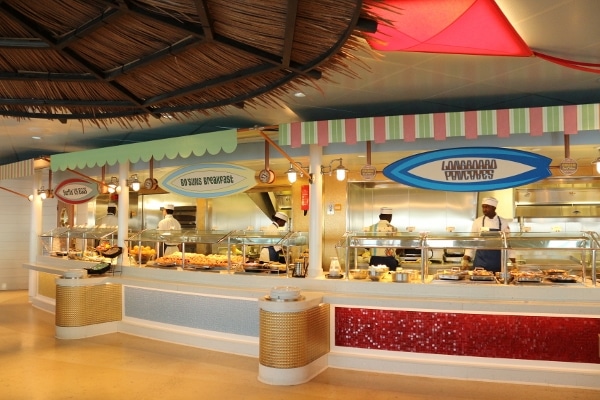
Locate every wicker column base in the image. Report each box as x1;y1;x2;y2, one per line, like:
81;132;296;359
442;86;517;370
258;294;329;385
55;279;122;339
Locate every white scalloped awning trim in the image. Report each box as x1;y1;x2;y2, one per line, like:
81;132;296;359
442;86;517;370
51;130;237;171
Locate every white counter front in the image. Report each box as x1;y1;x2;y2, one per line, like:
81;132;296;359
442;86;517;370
23;259;600;390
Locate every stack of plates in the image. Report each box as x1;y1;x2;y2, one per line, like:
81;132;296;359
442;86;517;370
269;286;301;301
63;269;88;279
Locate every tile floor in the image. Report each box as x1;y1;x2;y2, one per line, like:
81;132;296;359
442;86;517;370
1;290;598;400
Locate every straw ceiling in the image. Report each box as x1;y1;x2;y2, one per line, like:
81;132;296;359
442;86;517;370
0;0;384;125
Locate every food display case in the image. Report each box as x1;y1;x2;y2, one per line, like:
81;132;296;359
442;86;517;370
125;229;234;270
125;229;307;276
335;231;424;280
225;230;306;275
40;226;118;262
336;230;599;286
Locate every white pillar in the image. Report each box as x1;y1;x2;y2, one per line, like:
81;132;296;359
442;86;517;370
306;144;323;278
28;170;43;297
118;163;130;263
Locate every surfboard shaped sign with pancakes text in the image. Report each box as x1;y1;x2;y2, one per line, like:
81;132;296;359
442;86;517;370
160;163;257;198
383;147;552;192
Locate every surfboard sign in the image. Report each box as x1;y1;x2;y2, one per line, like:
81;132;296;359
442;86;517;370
383;147;552;192
54;178;100;204
160;163;257;198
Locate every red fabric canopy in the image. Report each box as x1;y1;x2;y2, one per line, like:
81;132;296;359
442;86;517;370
366;0;532;56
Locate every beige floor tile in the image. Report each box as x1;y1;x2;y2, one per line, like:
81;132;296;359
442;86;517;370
0;290;598;400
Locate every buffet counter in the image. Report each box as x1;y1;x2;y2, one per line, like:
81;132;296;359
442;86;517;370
23;231;600;390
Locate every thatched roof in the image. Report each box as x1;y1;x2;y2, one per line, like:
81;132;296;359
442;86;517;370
0;0;386;125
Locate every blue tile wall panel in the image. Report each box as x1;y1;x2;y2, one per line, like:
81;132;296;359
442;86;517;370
124;286;259;337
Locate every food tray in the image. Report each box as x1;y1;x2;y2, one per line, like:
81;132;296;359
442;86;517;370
437;273;465;280
244;265;270;272
470;274;496;281
542;269;568;276
546;275;578;283
437;268;467;280
516;276;543;283
85;262;111;275
152;262;177;268
100;246;122;258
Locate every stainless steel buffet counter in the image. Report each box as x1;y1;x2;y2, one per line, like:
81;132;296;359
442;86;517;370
336;230;599;286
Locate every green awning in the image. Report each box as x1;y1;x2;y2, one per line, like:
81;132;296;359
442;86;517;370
51;130;237;171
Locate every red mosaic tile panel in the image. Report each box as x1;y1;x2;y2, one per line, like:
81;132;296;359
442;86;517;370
335;307;600;364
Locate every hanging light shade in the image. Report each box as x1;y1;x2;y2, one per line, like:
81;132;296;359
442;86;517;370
592;151;600;174
286;164;297;183
321;158;348;181
335;161;348;181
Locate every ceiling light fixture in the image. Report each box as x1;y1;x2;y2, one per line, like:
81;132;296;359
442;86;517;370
321;158;348;181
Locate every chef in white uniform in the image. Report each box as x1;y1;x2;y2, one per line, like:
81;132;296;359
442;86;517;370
158;204;181;256
259;212;289;263
364;207;399;271
462;197;515;272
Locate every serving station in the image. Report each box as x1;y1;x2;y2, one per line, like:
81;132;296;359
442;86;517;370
23;226;600;390
336;230;598;286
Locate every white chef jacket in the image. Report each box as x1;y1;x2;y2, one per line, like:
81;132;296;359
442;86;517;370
158;215;181;255
464;214;515;259
259;222;286;262
364;219;397;257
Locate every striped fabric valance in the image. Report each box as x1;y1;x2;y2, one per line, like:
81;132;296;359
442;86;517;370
0;159;34;180
278;104;600;147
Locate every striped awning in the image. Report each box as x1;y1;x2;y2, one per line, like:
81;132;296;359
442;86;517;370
51;130;237;172
278;104;599;147
0;159;34;180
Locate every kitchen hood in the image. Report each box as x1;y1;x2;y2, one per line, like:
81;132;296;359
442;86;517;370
245;187;292;219
246;192;276;220
515;177;600;218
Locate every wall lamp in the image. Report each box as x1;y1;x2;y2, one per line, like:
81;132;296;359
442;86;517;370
287;162;309;183
127;174;141;191
37;186;54;200
321;158;348;181
592;148;600;174
107;176;121;194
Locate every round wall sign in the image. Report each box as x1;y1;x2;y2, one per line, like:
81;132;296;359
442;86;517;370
259;169;275;184
559;158;577;175
360;164;377;180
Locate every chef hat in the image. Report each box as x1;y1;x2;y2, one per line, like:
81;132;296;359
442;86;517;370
380;207;393;215
274;211;289;222
481;197;498;207
163;204;175;211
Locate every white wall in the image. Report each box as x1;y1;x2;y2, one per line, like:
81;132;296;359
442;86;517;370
0;178;33;290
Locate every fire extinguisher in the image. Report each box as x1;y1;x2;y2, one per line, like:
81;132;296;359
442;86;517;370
300;184;309;216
